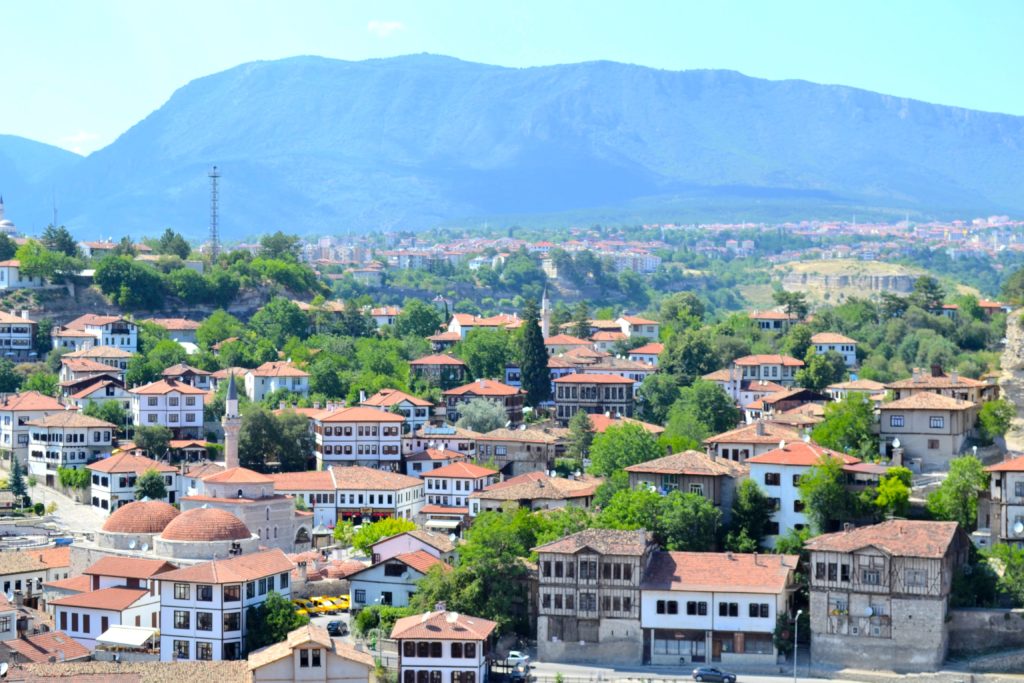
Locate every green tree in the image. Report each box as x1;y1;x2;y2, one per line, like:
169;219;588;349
0;233;16;261
244;591;309;652
196;309;245;348
250;297;308;349
0;359;21;393
660;292;704;333
332;520;355;546
986;544;1024;606
811;395;877;460
133;425;172;458
112;236;136;257
588;423;662;476
41;225;79;257
93;256;165;309
979;399;1015;445
870;467;912;518
564;410;595;467
782;324;814;361
9;457;26;503
454;329;513;380
880;291;909;318
908;276;945;311
795;350;848;391
598;488;720;551
569;302;591;339
660;327;718;385
670;379;741;434
394;299;443;338
517;298;551;407
15;240;82;284
772;290;809;320
157;228;191;259
592;470;629;508
259;232;301;260
134;468;168;500
83;400;128;434
455;398;508;433
276;410;315;472
352;517;417;555
636;373;681;425
22;370;58;397
57;467;90;489
797;454;860;533
725;479;774;552
927;455;989;529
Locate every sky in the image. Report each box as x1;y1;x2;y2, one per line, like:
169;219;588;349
2;0;1022;155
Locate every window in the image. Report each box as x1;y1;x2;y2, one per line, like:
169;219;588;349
828;563;837;581
224;642;241;661
224;585;240;602
224;612;240;631
196;611;213;631
554;561;563;578
280;572;289;588
554;594;562;609
417;642;430;657
196;642;212;661
246;582;256;599
862;569;881;585
258;578;267;594
889;415;905;427
464;642;476;658
906;569;927;587
579;560;597;579
174;583;190;600
452;642;462;657
543;561;551;577
542;593;551;608
300;650;309;668
667;600;678;614
623;596;632;612
173;610;190;629
311;649;321;667
686;601;707;615
718;602;738;617
83;614;90;633
841;564;850;582
792;474;802;486
385;563;406;577
430;642;442;658
689;483;704;496
174;640;189;660
657;600;666;614
794;500;805;512
196;584;213;601
1016;481;1024;498
764;472;780;486
928;439;940;450
404;641;416;657
929;416;945;429
354;590;366;603
815;562;825;580
565;594;574;609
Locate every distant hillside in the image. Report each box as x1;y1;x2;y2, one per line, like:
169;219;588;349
5;55;1024;238
0;135;81;229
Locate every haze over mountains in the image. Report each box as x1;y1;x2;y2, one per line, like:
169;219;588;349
3;54;1024;239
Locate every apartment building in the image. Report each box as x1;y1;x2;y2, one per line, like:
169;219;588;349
552;373;634;426
311;406;404;471
327;466;425;522
130;379;207;439
806;520;970;671
26;412;116;487
534;528;656;665
158;549;295;662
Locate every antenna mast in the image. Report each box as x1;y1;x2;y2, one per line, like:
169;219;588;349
209;166;220;261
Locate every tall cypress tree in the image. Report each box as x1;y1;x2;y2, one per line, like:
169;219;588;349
518;298;551;408
9;458;26;504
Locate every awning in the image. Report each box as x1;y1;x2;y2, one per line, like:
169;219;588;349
424;519;461;529
96;625;159;649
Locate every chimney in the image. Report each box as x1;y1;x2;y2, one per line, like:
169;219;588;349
478;378;485;389
912;367;921;382
753;552;759;566
726;552;734;560
278;401;286;410
359;390;367;404
21;310;29;320
666;445;673;455
951;371;959;385
755;421;765;436
843;523;854;533
313;402;321;409
434;601;447;612
931;363;943;378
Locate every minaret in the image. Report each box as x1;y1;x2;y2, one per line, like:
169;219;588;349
222;374;241;469
541;286;551;339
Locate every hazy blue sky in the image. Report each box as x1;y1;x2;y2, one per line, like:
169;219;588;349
3;0;1021;154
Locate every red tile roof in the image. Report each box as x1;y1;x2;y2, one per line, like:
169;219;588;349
42;575;91;593
145;318;201;331
202;466;273;484
811;332;857;345
590;331;627;342
329;466;422;491
552;373;633;384
544;334;591;346
619;315;658;325
805;520;963;559
84;556;177;580
473;471;599;501
268;470;336;491
746;440;859;467
629;342;664;355
703;421;801;445
0;391;69;412
161;363;211;377
131;378;208;395
642;551;798;593
986;454;1024;473
391;610;497;641
624;450;747;477
424;462;497;479
361;388;433;408
588;413;664;434
315;405;405;423
26;412;115;429
250;361;309;378
156;548;295;584
420;504;468;515
443;379;521;397
87;452;176;474
881;393;976;411
533;528;652;555
5;631;91;663
160;508;251;542
101;500;180;534
410;353;467;367
733;354;804;367
50;586;149;611
405;448;464;462
885;371;986;390
33;546;71;569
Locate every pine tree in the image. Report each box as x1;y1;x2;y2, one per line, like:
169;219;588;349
570;302;591;339
9;458;26;504
518;298;551;408
565;410;595;466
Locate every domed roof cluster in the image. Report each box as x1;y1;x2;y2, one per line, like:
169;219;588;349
102;500;179;534
160;507;252;542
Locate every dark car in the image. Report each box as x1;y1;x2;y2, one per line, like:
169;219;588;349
326;620;348;637
692;666;736;683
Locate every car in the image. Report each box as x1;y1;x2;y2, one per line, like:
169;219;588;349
508;662;531;682
504;651;530;667
691;666;736;683
326;620;348;637
331;595;351;611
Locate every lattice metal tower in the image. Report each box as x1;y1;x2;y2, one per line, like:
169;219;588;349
208;165;220;261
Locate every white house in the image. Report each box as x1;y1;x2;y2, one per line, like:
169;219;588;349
245;361;310;402
729;354;804;387
311;406;404;471
404;448;466;478
360;388;433;435
130;378;207;439
640;551;798;666
617;315;660;339
26;412;116;487
811;332;858;368
332;466;424;522
145;318;202;345
0;546;72;605
391;610;497;683
422;462;498;511
88;452;180;513
369;305;401;328
0;593;16;641
68;379;132;415
247;623;375;683
628;341;663;367
0;259;46;290
51;314;138;353
0;391;71;466
268;470;340;529
370;529;457;565
158;548;295;662
347;550;449;611
746;441;860;547
160;363;212;390
61;345;134;373
0;310;37;360
403;425;478;458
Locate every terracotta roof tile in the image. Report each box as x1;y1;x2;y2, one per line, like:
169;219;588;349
473;472;599;501
391;610;497;641
805;520;963;559
624;450;747;477
811;332;858;344
410;353;467;367
315;405;405;423
0;391;68;412
88;452;176;474
84;556;177;580
202;466;273;484
629;342;664;355
704;421;801;445
250;361;309;378
443;379;522;396
746;441;859;467
49;586;148;611
131;378;208;395
987;454;1024;473
425;462;497;479
26;412;115;429
329;466;422;491
881;393;976;411
885;372;986;390
156;548;294;584
145;318;201;331
5;631;91;663
33;546;71;569
361;388;433;408
268;470;336;491
42;575;91;593
733;354;804;367
405;448;465;462
159;508;251;542
588;414;664;434
642;551;798;593
552;373;633;384
533;528;653;555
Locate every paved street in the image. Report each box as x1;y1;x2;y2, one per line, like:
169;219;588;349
528;661;859;683
28;481;107;535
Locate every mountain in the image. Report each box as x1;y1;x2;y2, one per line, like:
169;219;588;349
0;135;81;228
6;55;1024;238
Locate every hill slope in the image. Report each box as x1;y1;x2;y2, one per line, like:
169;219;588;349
10;55;1024;237
0;135;82;229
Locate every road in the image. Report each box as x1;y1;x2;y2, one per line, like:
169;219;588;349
29;481;106;535
528;661;861;682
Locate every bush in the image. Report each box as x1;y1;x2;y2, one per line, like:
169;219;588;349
32;502;44;516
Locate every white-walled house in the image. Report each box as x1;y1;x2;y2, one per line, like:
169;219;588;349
332;466;424;522
0;259;46;290
422;462;498;510
311;406;404;471
0;310;37;360
245;362;310;402
640;551;798;666
247;623;375;683
628;342;663;367
984;454;1024;546
811;332;858;368
26;412;116;487
0;391;71;466
158;549;295;662
617;315;660;339
391;610;497;683
370;529;457;565
88;452;179;513
746;441;860;548
130;378;207;439
348;550;449;611
361;388;433;436
51;314;138;353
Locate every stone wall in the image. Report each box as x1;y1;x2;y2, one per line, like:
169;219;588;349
949;608;1024;654
536;616;642;666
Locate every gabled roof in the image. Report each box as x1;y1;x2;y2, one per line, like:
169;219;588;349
391;610;497;641
60;358;114;373
247;624;374;672
805;520;963;559
476;427;564;443
629;342;664;355
704;421;801;445
443;379;521;397
315;405;405;423
5;631;91;663
473;471;599;501
65;314;134;330
624;450;747;477
156;548;294;584
746;440;860;467
0;391;68;412
249;361;309;378
410;353;467;367
145;317;202;331
552;372;633;385
361;388;433;408
732;354;804;367
49;586;149;611
533;528;652;555
590;331;627;342
131;378;208;395
161;363;211;377
642;551;798;594
87;452;177;474
986;454;1024;473
619;315;658;325
827;379;886;392
811;332;858;345
885;371;986;390
202;466;273;484
351;550;449;579
881;393;976;411
63;346;134;359
544;334;591;346
405;448;464;462
372;528;457;553
268;470;336;491
25;412;115;429
329;465;422;491
588;413;664;434
69;379;124;400
83;556;177;580
425;461;497;479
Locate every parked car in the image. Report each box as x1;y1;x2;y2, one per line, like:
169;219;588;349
331;595;351;611
326;621;348;637
692;667;736;683
504;651;530;667
509;662;531;682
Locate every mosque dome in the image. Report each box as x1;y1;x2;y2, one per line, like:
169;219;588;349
102;500;179;534
159;507;252;542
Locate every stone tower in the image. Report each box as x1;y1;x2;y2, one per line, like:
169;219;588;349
222;374;242;469
541;286;551;339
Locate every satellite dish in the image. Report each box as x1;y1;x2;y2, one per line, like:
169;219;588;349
864;606;874;617
778;440;786;450
1;661;9;677
141;543;149;552
128;540;137;550
802;433;811;443
1014;521;1024;535
5;592;13;602
448;533;457;543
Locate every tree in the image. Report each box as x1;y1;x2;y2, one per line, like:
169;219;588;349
670;379;741;434
795;350;847;391
660;292;704;333
9;458;26;503
259;232;301;260
909;276;945;311
772;290;809;320
244;591;309;652
22;371;58;397
93;256;165;309
41;225;79;257
112;236;136;257
782;324;814;360
57;467;90;489
0;233;16;261
569;302;591;339
352;517;417;555
249;297;308;349
979;399;1015;445
517;298;551;407
986;544;1024;606
454;329;513;380
880;291;909;318
135;468;168;500
157;228;191;259
394;299;443;338
333;520;355;546
276;410;315;472
0;359;21;393
588;423;662;476
564;410;595;466
636;373;681;425
83;401;128;434
798;454;861;534
597;488;720;551
811;395;877;460
660;327;718;385
870;467;912;518
196;309;245;348
927;455;989;529
455;398;507;433
725;479;774;552
133;425;172;458
15;240;82;284
592;470;629;508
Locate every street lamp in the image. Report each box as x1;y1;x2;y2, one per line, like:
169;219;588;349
793;609;803;683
